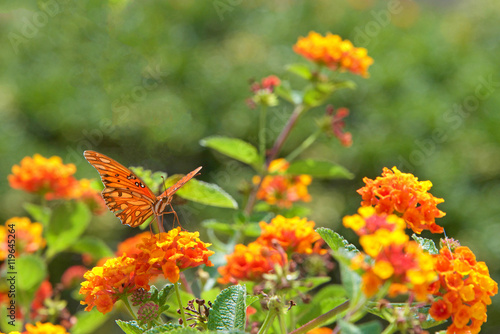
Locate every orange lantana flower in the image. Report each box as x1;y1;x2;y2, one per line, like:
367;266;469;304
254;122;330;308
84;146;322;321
344;209;436;300
24;321;70;334
218;241;287;285
8;154;79;200
293;31;373;77
136;227;214;283
71;179;107;215
79;255;153;314
116;231;151;257
253;159;312;208
429;242;498;333
0;217;45;260
258;215;326;255
357;167;445;234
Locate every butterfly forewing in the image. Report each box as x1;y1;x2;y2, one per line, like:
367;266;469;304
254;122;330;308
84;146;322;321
84;150;157;227
162;166;203;198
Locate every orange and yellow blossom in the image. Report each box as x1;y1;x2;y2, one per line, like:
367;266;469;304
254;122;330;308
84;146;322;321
257;215;326;255
21;322;70;334
0;217;45;260
357;167;445;234
344;209;436;300
71;178;107;215
116;231;152;257
8;154;79;200
429;243;498;334
293;31;373;77
136;227;214;283
253;159;312;208
79;255;153;314
218;242;287;285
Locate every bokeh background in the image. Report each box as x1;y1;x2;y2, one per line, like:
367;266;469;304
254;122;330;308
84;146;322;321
1;0;500;332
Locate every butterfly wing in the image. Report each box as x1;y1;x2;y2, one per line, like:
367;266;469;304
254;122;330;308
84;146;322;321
83;150;157;227
162;166;202;199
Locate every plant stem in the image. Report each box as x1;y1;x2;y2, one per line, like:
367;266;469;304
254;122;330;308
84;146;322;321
267;104;305;165
285;129;321;162
288;301;349;334
277;308;288;334
259;105;268;164
244;103;306;216
121;296;138;321
174;282;187;326
258;307;278;334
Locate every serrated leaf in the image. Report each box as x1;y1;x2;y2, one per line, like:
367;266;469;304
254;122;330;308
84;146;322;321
286;63;313;80
46;201;91;258
412;235;439;255
72;308;110;334
71;236;114;259
317;228;358;254
17;254;46;291
143;324;182;334
165;178;238;209
287;160;354;179
207;285;246;331
23;203;51;227
340;261;362;302
115;320;144;334
200;136;261;168
156;284;174;306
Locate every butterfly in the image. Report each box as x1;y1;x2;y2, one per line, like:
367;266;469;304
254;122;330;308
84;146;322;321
83;150;201;231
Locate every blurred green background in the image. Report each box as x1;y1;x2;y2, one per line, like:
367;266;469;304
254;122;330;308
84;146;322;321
1;0;500;332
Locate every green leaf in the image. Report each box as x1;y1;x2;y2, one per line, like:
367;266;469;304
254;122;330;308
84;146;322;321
338;319;382;334
207;285;247;331
115;320;144;334
286;63;313;80
340;261;362;302
202;219;236;235
72;308;110;334
412;234;439;255
154;284;174;308
0;303;23;332
23;203;51;227
71;236;114;259
166;178;238;209
275;81;302;104
296;276;331;293
287;160;354;179
144;324;182;334
317;228;358;254
17;254;46;291
296;285;347;326
200;136;261;168
46;201;91;258
303;83;336;107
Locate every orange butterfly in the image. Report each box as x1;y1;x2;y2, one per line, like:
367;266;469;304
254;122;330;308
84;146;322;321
83;150;201;231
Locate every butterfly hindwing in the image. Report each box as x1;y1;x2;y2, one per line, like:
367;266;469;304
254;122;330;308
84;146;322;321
84;150;157;227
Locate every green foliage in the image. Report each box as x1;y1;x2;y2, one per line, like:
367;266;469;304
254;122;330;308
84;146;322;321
207;285;247;331
17;254;46;291
338;319;382;334
412;234;439;255
71;236;115;259
200;136;262;170
45;201;91;258
168;178;238;209
23;203;51;227
72;309;110;334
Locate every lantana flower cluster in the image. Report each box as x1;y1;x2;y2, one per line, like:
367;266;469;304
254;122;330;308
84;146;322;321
293;31;374;77
357;166;445;234
8;154;105;214
218;215;325;284
429;242;498;334
344;207;437;299
247;75;281;108
0;217;45;261
79;228;214;314
253;159;312;208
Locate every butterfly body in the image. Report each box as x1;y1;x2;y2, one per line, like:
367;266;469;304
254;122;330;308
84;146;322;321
83;150;201;229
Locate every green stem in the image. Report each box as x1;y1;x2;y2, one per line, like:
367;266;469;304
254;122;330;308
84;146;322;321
285;129;321;162
258;307;279;334
259;106;268;164
121;296;138;321
277;308;288;334
174;283;187;326
289;301;349;334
